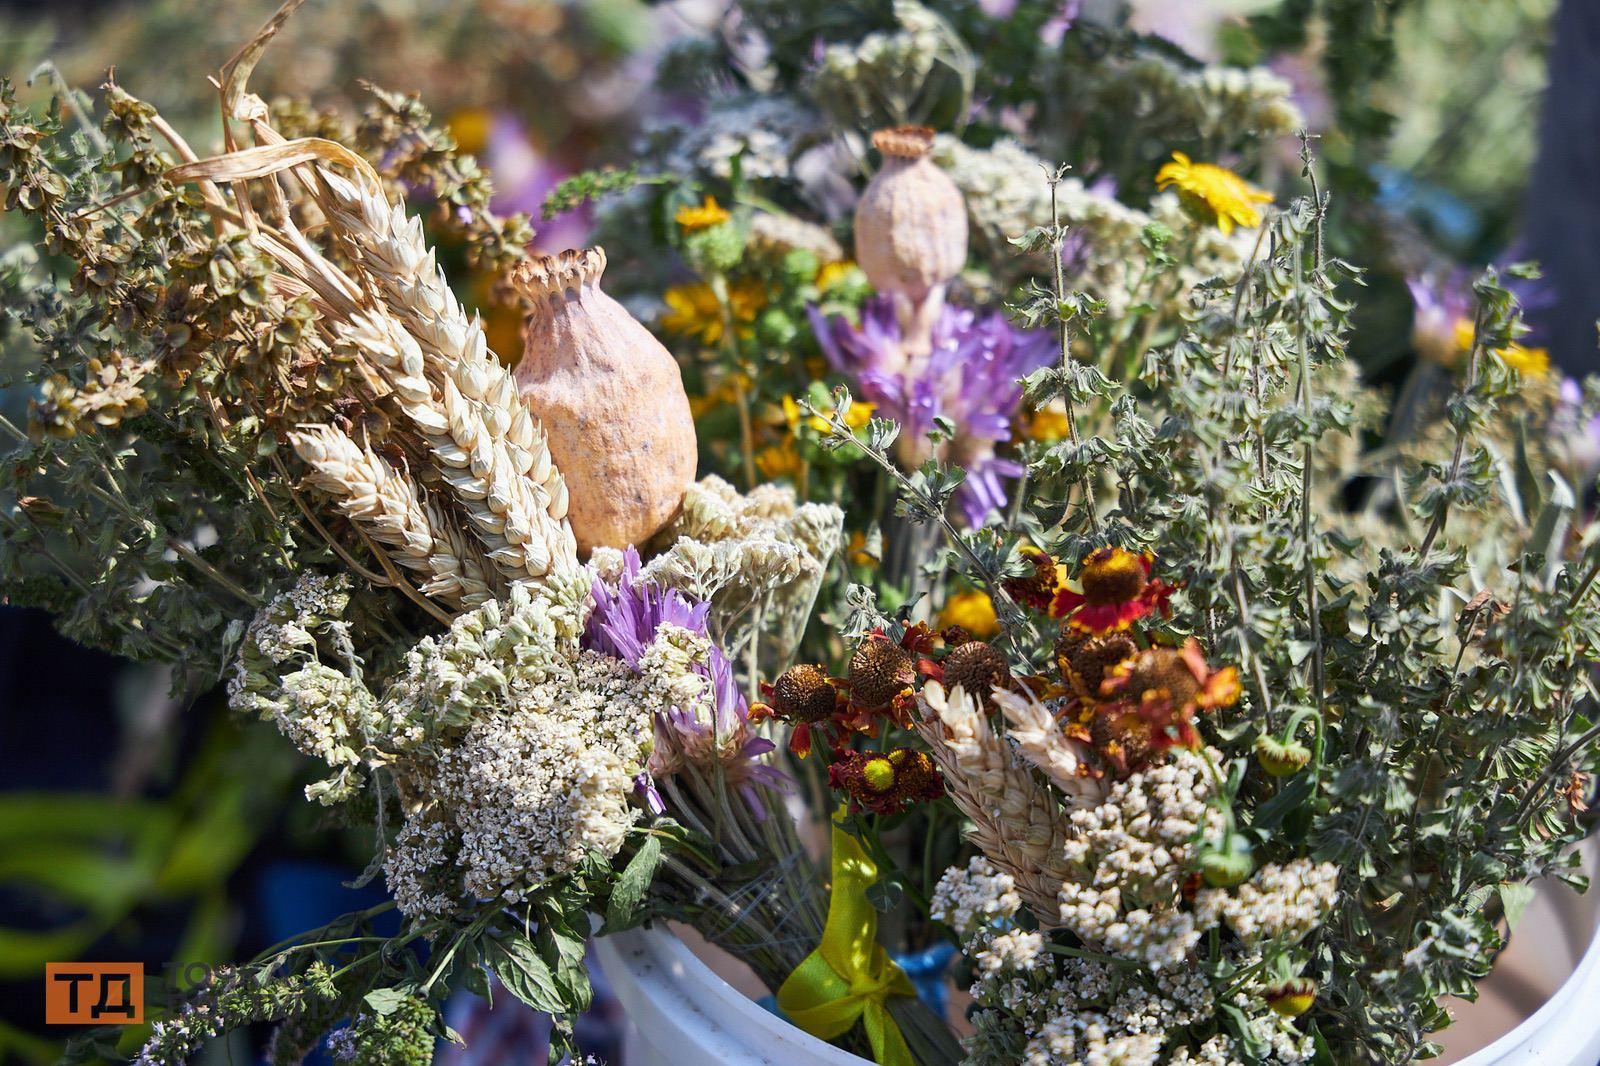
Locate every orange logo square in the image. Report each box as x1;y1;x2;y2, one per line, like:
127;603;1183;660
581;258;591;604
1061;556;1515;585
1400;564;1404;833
44;963;144;1024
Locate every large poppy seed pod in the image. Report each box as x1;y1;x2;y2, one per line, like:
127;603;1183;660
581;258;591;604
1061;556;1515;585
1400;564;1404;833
512;247;697;555
853;125;968;359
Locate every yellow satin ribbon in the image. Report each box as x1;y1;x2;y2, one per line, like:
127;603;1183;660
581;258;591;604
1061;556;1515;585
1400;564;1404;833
777;818;917;1066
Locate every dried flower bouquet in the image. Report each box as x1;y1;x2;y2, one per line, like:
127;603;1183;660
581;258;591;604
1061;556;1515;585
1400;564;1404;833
4;2;1600;1066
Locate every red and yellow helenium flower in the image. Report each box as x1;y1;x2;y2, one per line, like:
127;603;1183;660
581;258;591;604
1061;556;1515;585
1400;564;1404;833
1051;547;1174;633
828;747;944;816
1099;639;1240;756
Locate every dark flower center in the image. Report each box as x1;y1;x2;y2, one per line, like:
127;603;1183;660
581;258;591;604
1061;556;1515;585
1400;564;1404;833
1079;548;1147;605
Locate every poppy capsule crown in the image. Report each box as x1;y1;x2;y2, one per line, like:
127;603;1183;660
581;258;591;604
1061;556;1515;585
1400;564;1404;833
512;247;698;556
853;125;968;358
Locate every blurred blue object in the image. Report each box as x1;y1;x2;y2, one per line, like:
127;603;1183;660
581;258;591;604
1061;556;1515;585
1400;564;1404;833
894;940;958;1022
1371;164;1480;250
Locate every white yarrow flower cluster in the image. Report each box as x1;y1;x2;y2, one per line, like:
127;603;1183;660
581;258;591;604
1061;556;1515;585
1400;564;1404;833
395;648;646;912
931;856;1024;937
948;748;1338;1065
1057;749;1225;970
1199;859;1341;945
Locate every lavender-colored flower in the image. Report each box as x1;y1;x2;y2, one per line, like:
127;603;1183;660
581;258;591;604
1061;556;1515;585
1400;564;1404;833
810;295;1054;525
1040;0;1082;46
632;772;667;818
585;547;709;667
1554;377;1600;478
481;112;591;251
1406;272;1473;366
585;548;787;816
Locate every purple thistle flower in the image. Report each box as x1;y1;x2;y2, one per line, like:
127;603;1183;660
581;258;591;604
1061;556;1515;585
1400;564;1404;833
584;548;788;817
810;295;1054;526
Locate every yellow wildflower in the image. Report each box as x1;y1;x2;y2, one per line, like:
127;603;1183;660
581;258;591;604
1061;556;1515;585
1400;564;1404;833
937;589;999;640
815;260;861;291
1499;342;1550;378
660;281;764;346
1026;406;1073;442
1156;152;1272;235
755;438;804;481
784;394;875;436
675;195;732;232
688;373;753;418
847;530;880;568
448;107;492;155
1451;318;1551;379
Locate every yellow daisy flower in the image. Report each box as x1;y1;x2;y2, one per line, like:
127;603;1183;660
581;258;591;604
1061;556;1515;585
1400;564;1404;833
755;437;804;481
447;107;493;155
937;589;999;640
659;281;764;346
1026;406;1073;442
1155;152;1272;235
687;373;753;418
846;530;881;568
1497;342;1550;379
675;195;732;232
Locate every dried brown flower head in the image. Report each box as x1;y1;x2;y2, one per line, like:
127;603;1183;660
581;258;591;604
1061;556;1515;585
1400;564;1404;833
940;640;1010;711
768;664;839;723
847;633;915;710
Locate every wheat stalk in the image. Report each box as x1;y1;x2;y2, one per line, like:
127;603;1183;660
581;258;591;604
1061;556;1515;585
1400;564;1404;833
916;681;1077;927
992;689;1109;810
289;424;502;610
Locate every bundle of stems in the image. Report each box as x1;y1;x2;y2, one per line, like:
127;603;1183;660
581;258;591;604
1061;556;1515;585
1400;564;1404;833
651;763;965;1065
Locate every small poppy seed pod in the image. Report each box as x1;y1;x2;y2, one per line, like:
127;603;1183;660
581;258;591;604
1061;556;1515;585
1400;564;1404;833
854;125;968;360
512;248;698;555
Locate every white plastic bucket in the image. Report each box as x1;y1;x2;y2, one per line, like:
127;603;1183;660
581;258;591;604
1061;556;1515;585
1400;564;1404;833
597;843;1600;1066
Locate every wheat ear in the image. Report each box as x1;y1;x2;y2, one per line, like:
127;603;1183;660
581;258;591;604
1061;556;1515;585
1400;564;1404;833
288;424;502;610
916;681;1076;927
318;174;568;512
992;689;1109;810
336;311;575;586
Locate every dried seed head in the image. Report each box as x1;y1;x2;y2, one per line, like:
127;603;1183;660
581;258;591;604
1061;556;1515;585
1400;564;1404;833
828;746;944;815
853;125;967;317
1056;627;1137;699
513;247;698;555
1112;646;1200;707
770;664;838;723
848;634;915;709
1255;734;1312;777
1089;706;1153;778
941;640;1011;710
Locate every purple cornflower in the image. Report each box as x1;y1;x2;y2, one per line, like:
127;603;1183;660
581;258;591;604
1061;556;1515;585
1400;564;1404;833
585;546;709;667
809;295;1054;526
585;549;787;816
